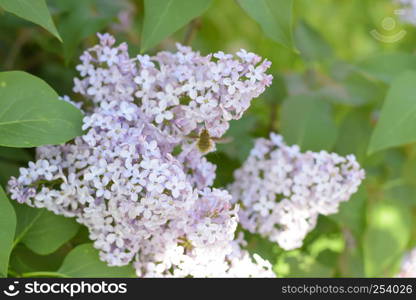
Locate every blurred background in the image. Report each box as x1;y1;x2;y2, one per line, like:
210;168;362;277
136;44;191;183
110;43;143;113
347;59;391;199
1;0;416;277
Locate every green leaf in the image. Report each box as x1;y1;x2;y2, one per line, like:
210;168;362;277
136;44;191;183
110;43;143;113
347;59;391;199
315;77;383;107
0;147;32;162
263;74;288;105
368;71;416;155
341;71;384;105
57;0;123;63
0;71;83;148
363;199;411;276
280;230;344;277
141;0;212;52
335;111;372;163
280;94;338;151
58;244;136;277
13;205;80;255
0;0;61;41
339;242;365;277
245;232;282;265
315;62;385;107
0;160;21;187
217;115;257;162
0;147;33;186
359;53;416;83
329;185;367;239
294;20;333;62
386;184;416;209
275;250;334;278
0;186;16;277
206;152;240;187
238;0;295;50
10;244;69;274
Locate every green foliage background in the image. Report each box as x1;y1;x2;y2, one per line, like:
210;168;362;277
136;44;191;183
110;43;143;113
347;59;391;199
0;0;416;277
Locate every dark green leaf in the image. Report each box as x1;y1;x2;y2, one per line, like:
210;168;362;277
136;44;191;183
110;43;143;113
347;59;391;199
295;20;333;62
57;0;124;63
58;244;136;277
341;71;384;105
0;71;83;147
277;254;333;277
329;185;367;239
245;232;282;265
280;94;338;151
141;0;212;52
238;0;295;50
9;244;69;274
14;205;80;255
363;199;411;276
275;234;342;278
368;71;416;155
335;110;372;163
0;186;16;277
0;147;32;162
359;53;416;83
217;115;257;162
0;0;61;41
0;147;33;186
0;160;21;187
316;62;385;107
207;152;240;187
339;241;365;277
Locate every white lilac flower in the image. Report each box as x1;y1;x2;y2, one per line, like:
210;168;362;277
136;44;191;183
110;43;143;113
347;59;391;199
177;144;217;189
8;33;274;277
74;34;272;144
397;248;416;277
132;43;273;143
133;188;240;277
225;233;275;278
71;33;271;186
229;133;365;251
9;106;197;266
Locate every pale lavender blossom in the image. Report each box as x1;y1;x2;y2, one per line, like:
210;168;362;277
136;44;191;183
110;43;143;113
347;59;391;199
132;43;273;144
229;133;365;250
8;33;274;277
9;106;197;265
7;33;367;278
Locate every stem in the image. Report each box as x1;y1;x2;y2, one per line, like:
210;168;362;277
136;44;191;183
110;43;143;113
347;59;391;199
21;271;68;278
183;18;202;45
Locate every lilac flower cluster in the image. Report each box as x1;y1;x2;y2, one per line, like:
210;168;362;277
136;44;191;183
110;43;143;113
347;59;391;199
397;248;416;277
133;44;273;141
8;34;275;277
229;133;365;250
8;33;364;277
